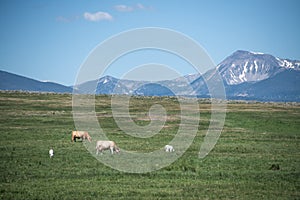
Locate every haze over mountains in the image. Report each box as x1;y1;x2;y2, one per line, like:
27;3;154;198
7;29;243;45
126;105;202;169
1;50;299;102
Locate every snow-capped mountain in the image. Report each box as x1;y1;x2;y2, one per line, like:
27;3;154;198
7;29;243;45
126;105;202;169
217;50;300;85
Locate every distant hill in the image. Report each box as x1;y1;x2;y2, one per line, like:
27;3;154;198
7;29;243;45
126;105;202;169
0;70;72;93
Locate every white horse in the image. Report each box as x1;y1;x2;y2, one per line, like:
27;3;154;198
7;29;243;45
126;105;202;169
96;140;120;155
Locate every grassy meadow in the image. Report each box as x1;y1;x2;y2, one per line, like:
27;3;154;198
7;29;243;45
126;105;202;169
0;91;299;199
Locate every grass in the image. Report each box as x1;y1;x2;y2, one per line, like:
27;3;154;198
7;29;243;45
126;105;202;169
0;91;299;199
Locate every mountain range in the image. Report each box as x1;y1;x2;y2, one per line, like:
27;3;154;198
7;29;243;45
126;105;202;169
1;50;299;102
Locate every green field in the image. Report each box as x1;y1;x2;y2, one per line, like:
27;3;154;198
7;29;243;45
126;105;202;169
0;91;299;199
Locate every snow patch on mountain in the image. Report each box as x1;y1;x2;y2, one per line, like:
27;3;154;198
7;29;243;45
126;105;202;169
250;51;264;55
103;78;108;84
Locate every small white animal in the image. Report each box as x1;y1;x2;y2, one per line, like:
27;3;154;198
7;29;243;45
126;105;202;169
164;145;175;152
96;140;120;155
49;148;54;158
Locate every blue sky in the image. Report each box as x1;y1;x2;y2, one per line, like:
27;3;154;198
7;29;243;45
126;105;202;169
1;0;300;85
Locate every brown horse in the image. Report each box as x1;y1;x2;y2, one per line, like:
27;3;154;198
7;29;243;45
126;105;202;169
71;131;91;142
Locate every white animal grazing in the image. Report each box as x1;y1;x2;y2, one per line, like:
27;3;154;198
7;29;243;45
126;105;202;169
96;140;120;155
164;145;175;152
49;148;54;158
